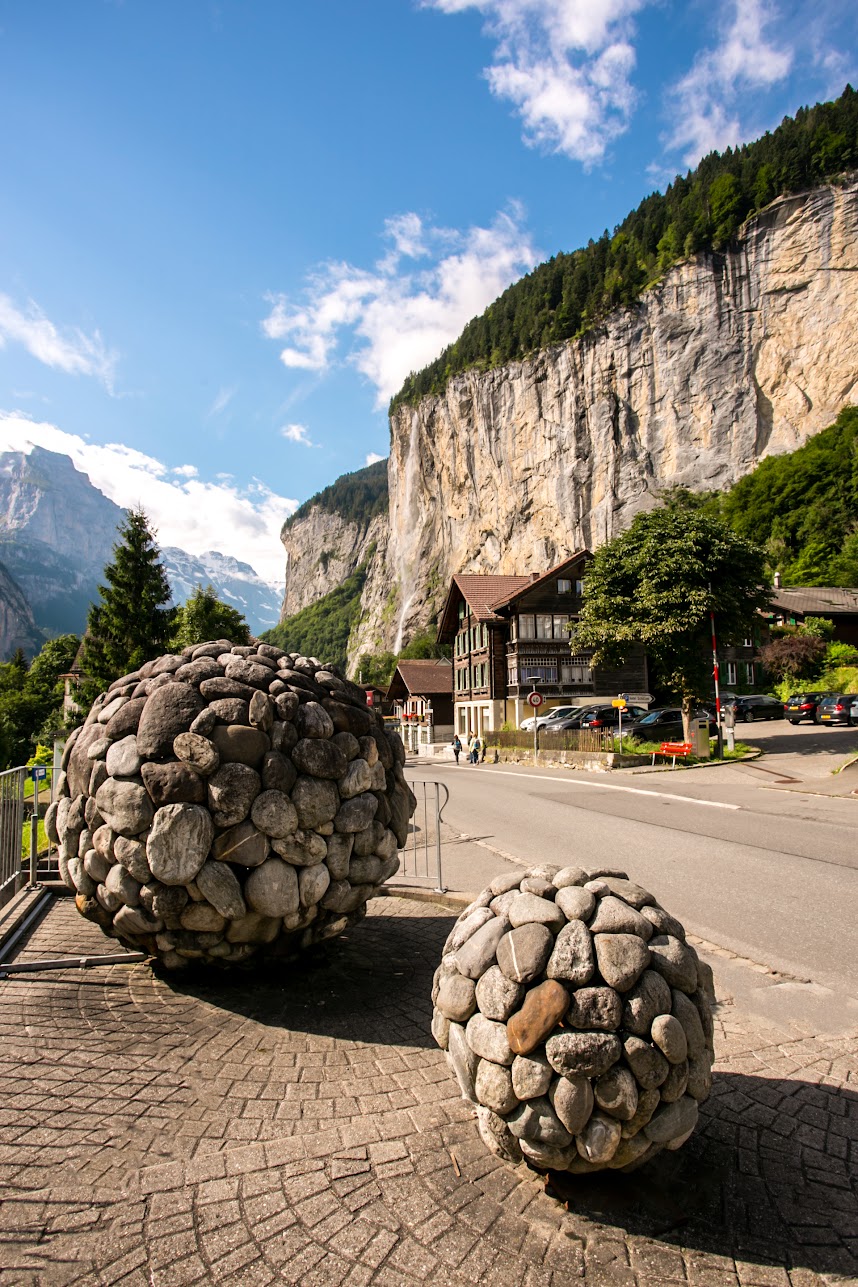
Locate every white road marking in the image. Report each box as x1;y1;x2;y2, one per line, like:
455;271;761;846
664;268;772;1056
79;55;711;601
482;768;740;811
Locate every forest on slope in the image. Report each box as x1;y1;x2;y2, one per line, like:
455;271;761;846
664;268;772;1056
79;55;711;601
283;458;387;532
391;86;858;411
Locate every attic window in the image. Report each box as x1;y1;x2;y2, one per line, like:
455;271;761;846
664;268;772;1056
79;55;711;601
557;578;571;593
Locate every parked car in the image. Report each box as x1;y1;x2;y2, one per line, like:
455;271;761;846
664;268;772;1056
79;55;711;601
520;704;588;732
551;703;649;731
815;693;858;725
783;692;832;724
627;707;717;742
722;695;785;723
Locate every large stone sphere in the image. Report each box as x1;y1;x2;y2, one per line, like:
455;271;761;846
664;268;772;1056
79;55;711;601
47;643;416;969
431;865;715;1174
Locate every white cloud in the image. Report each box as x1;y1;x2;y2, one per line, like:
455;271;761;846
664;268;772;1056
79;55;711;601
664;0;793;165
280;422;318;447
425;0;647;162
0;294;117;388
365;452;385;466
262;208;539;407
173;464;198;478
0;412;295;584
207;385;236;417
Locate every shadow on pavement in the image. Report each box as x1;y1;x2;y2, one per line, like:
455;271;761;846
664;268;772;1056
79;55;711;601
548;1071;857;1281
169;908;456;1050
740;724;858;757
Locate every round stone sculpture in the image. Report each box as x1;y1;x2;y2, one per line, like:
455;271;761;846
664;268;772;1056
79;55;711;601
47;642;416;970
431;866;716;1174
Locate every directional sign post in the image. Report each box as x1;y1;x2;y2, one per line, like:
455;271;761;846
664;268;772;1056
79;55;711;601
611;695;627;745
527;684;543;760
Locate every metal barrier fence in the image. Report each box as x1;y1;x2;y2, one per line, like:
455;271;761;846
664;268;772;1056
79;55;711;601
397;779;448;893
0;763;62;908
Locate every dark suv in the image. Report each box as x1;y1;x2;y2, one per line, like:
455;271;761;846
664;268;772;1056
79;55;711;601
724;695;785;723
784;692;831;724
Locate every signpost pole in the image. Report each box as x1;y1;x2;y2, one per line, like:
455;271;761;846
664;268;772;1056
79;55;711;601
709;582;723;758
526;680;543;763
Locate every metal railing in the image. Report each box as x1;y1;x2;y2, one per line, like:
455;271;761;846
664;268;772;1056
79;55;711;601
0;767;27;909
397;779;449;893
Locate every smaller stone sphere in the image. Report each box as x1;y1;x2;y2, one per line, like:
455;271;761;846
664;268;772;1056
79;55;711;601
431;866;715;1174
47;643;416;970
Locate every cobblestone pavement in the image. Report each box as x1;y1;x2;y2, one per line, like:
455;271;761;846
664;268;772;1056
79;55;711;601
0;893;855;1287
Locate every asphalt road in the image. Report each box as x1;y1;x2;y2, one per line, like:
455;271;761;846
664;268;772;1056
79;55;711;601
408;719;858;1025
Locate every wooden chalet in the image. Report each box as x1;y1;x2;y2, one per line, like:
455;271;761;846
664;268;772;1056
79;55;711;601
385;658;454;751
437;553;649;737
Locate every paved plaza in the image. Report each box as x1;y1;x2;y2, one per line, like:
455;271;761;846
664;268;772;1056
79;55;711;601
0;892;855;1286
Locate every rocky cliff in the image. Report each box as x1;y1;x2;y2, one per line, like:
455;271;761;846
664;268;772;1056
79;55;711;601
0;559;42;660
279;509;387;620
344;179;858;669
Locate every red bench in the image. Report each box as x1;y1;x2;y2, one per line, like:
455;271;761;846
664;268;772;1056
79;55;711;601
652;741;693;766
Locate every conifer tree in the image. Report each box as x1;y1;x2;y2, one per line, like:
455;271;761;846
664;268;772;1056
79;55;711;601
170;584;251;649
83;509;175;690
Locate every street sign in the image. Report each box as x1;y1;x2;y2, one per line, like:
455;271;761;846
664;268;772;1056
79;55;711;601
30;766;47;781
612;698;627;709
527;691;544;708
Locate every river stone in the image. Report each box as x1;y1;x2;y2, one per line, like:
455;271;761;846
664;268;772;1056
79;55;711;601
291;776;339;829
181;901;226;932
621;969;672;1036
496;922;553;984
89;761;109;797
552;865;589;888
490;871;522;896
477;1106;523;1165
113;904;163;937
511;1051;553;1100
105;863;141;906
248;690;274;734
333;731;361;762
223;657;273;690
213;821;268;866
141;761;207;806
338;758;372;799
671;988;707;1059
589;896;653;939
173;732;220;776
436;972;478;1023
660;1059;689;1103
261;750;297;795
225;911;281;944
274;691;299;722
508;892;565;930
334;793;378;833
545;1032;622;1079
507;1096;572;1148
644;1094;699;1144
623;1035;670;1089
348;855;381;885
555;886;596;922
447;1023;478;1101
475;965;525;1021
324;833;353;881
295;701;335;739
457;918;510;981
195;860;246;919
97;694;128;725
175;656;222;685
273;830;327;866
291;737;346;781
567;986;622;1031
207;698;249;725
207;763;261;828
520;876;555;898
211;724;269;768
549;1074;594;1135
686;1056;713;1101
95;779;154;837
576;1111;622;1164
475;1059;518;1115
621;1086;661;1139
144;882;188;921
92;825;115;860
466;1013;514;1066
651;1013;688;1064
114;836;151;883
594;1066;639;1121
545;920;595;986
594;932;651;991
648;935;699;992
84;849;112;883
600;877;656;909
641;904;686;940
298;862;331;907
250;790;299;838
136;684;205;758
507;980;569;1055
244;858;299;918
105;736;141;779
147;803;213;885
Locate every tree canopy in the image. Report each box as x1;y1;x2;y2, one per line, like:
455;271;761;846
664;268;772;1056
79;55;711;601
391;86;858;411
0;633;79;768
170;585;251;650
260;564;368;672
83;509;175;690
572;493;770;726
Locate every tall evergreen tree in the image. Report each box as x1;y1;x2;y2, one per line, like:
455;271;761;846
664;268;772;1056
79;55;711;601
83;509;175;689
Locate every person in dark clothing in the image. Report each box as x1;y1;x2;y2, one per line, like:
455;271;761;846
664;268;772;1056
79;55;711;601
451;735;462;763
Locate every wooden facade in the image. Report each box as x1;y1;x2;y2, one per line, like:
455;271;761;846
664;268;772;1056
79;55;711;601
437;554;649;736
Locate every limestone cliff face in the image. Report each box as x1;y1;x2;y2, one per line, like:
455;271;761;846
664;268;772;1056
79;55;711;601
280;509;387;621
0;559;42;660
346;179;858;667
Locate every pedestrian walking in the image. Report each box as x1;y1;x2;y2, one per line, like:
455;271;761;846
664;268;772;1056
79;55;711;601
469;733;481;764
451;735;462;764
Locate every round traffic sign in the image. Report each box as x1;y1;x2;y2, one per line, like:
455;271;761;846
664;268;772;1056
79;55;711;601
527;691;544;708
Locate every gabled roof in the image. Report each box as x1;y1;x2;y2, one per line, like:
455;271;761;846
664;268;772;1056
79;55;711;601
437;553;591;641
770;587;858;616
387;658;453;701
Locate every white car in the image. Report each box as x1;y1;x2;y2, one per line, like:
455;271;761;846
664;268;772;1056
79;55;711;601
520;704;587;732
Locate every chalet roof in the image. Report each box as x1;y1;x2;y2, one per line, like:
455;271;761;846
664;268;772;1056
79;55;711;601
769;587;858;617
489;551;589;611
387;659;453;701
437;553;591;641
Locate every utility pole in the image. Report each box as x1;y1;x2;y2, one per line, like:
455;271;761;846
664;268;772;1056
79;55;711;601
709;583;723;758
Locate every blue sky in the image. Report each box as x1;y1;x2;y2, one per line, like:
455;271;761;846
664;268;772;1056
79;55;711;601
0;0;854;583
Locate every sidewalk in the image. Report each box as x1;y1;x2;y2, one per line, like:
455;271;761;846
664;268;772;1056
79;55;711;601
0;891;854;1286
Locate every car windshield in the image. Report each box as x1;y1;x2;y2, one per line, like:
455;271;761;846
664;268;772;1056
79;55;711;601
639;711;672;725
